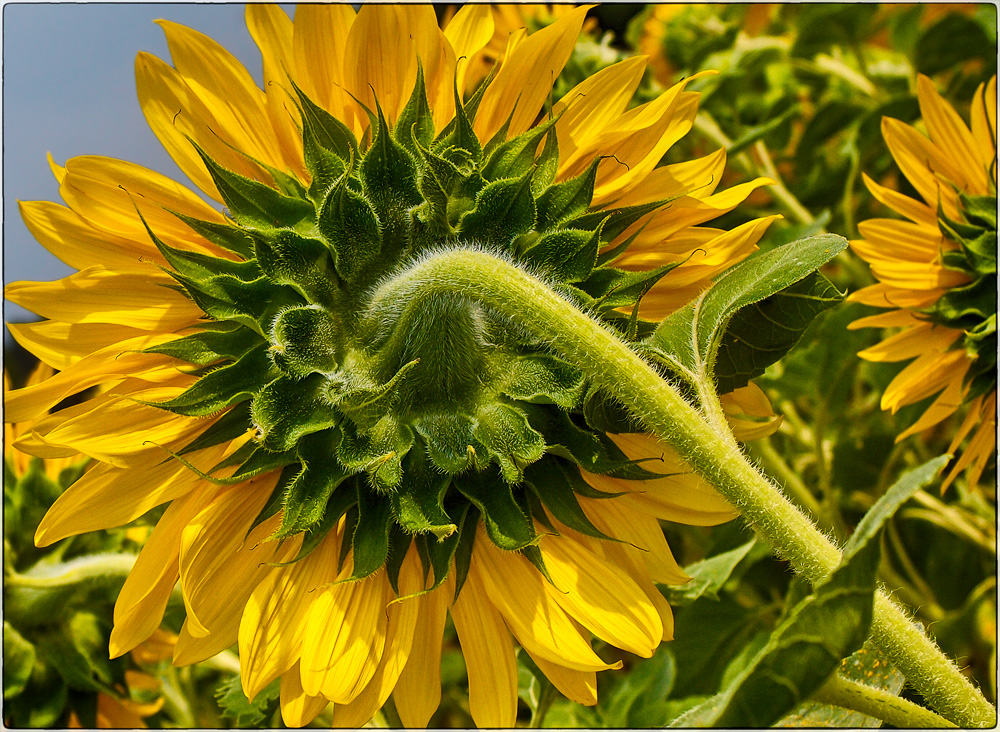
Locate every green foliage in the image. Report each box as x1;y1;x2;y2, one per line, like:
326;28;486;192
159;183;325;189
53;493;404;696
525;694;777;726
647;234;848;392
215;676;281;728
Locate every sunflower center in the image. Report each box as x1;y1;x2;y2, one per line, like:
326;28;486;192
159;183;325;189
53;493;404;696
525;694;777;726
144;74;674;590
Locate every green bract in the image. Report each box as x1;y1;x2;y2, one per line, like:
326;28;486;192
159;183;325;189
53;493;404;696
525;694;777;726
144;73;676;593
934;190;998;401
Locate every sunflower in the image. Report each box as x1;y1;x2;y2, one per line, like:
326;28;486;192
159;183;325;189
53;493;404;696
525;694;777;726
849;74;997;490
6;5;777;727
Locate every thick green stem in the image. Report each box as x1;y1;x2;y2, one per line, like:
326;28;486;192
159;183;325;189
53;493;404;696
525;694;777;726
365;248;996;728
814;674;956;728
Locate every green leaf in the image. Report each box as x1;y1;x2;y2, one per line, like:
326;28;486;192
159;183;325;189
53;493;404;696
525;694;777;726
647;234;848;386
433;83;482;161
361;102;423;255
520;227;602;284
269;306;342;376
249;373;339;453
473;403;546;483
395;63;435;154
413;413;477;474
391;449;456;539
317;177;383;283
253;229;340;306
144;321;263;367
778;641;905;728
714;271;845;393
665;539;757;606
153;343;272;417
291;79;358;164
453;470;537;551
481;115;558;182
915;14;996;75
36;612;113;694
579;261;681;311
496;353;584;408
458;169;537;250
348;481;394;580
523;459;616;541
216;674;281;726
276;431;353;538
170;210;256;259
538;410;657;481
191;141;314;229
178;402;252;456
727;104;800;157
670;456;947;728
535;157;599;231
597;648;677;727
3;622;36;699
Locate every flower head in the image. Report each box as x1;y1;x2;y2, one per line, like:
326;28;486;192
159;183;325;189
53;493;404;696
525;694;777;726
6;5;776;727
849;74;997;490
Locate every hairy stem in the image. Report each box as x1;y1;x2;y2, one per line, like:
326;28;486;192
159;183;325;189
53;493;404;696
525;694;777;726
813;674;957;728
365;248;996;728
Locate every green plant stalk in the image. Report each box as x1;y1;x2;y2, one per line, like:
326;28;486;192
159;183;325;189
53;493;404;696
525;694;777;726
365;248;996;728
813;674;957;728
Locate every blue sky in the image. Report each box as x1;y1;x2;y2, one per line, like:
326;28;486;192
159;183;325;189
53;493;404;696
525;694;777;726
3;3;288;324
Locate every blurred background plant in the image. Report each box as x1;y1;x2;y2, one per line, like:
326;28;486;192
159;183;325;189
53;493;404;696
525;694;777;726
3;365;244;727
3;3;995;728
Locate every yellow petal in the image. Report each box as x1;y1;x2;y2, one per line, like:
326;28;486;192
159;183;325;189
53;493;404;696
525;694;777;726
7;320;156;372
28;383;204;468
969;77;998;170
855;218;946;261
59;155;227;245
527;651;598;706
96;693;147;729
474;534;620;671
292;5;355;118
178;475;283;642
300;569;389;704
862;172;938;227
34;438;236;547
847;282;942;310
942;393;996;490
450;564;518;728
882;349;969;413
109;484;216;658
849;309;919;330
393;578;451;728
897;372;967;441
581;494;690;585
858;322;962;363
597;433;737;524
4;332;178;423
882;117;964;215
18;200;167;272
553;56;647;165
329;546;424;728
443;3;495;96
344;5;412;133
279;663;330;728
475;5;590;141
241;524;343;700
540;531;662;657
47;152;67;184
246;5;305;177
156;20;284;172
5;266;203;329
917;74;988;194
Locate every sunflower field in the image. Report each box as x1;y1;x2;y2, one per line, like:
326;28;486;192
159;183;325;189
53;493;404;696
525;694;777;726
2;3;997;729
